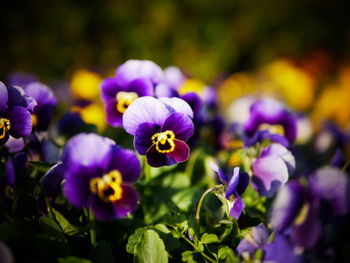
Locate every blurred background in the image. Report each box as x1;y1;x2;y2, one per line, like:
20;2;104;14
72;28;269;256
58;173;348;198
1;0;350;82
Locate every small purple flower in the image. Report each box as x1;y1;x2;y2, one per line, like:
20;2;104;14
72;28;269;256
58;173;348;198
100;60;163;127
62;133;141;220
236;223;269;254
24;82;57;131
40;163;64;198
252;143;295;197
0;82;34;146
269;167;349;249
244;99;298;144
123;96;194;167
211;163;249;219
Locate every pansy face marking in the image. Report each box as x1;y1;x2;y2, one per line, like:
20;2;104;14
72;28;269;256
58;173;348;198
89;170;123;203
0;118;10;139
151;130;175;153
116;91;139;113
258;123;284;136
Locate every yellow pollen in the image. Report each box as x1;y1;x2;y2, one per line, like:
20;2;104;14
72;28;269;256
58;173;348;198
0;118;10;139
294;203;309;225
32;114;38;127
116;91;139;113
258;123;285;136
151;130;176;153
89;170;123;203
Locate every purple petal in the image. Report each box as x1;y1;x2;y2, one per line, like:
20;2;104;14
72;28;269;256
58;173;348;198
161;112;194;141
159;97;194;119
309;166;349;215
252;153;289;197
229;195;245;219
24;82;57;108
105;99;123;127
262;143;295;174
62;133;115;169
225;167;240;199
263;235;302;263
103;146;141;183
134;122;160;155
4;137;25;153
127;78;154;97
270;181;305;232
89;195;116;221
112;184;140;218
167;139;190;163
146;144;172;167
6;86;28;108
236;172;249;196
0;82;8;111
115;59;164;87
163;66;185;90
5;152;27;188
100;77;124;102
123;96;169;135
41;163;64;198
210;162;228;184
180;92;203;115
155;83;179;98
237;223;268;254
6;106;32;138
0;241;14;263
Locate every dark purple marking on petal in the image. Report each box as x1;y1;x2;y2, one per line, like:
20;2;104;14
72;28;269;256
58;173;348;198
264;235;302;263
127;78;154;97
134;122;160;155
5;106;32;138
146;144;176;167
105;99;123;127
113;184;140;218
88;195;116;221
6;86;28;108
210;162;228;185
161;112;194;141
236;172;249;196
41;163;64;198
180;92;203;115
100;77;124;102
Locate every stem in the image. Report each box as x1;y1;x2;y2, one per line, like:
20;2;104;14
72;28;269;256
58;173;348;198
44;197;55;220
195;187;217;222
88;209;97;247
342;159;350;172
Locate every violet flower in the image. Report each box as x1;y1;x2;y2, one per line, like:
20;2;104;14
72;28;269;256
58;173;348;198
211;163;249;219
252;143;296;197
270;166;349;249
0;82;34;146
24;82;57;131
123;96;194;167
244;99;297;145
62;133;141;220
100;60;163;127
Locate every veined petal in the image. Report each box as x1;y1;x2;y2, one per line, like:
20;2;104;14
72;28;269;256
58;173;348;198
167;139;190;163
100;77;124;102
127;78;154;97
161;112;194;141
6;106;32;138
236;223;268;254
134;122;160;155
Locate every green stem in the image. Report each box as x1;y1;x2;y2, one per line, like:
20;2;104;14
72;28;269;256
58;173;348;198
195;187;217;222
88;209;97;247
44;197;55;220
342;159;350;172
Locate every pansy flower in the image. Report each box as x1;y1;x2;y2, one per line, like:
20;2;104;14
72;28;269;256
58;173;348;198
252;143;295;197
244;99;297;145
123;96;194;167
62;133;141;220
23;82;57;131
0;82;34;146
100;60;164;127
211;162;249;218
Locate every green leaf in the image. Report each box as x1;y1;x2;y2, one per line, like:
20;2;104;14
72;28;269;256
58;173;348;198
52;208;83;236
39;216;66;241
218;246;238;263
91;240;115;263
155;224;171;234
58;256;92;263
171;187;201;212
127;229;168;263
181;250;197;263
27;161;55;172
200;233;219;244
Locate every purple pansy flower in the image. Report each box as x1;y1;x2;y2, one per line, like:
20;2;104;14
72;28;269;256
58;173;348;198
100;60;164;127
270;167;349;249
237;224;301;263
244;99;298;144
252;143;296;197
211;162;249;219
0;82;34;146
24;82;57;131
123;96;194;167
62;133;141;220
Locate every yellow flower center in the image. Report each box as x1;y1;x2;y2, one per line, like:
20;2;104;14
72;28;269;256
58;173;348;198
32;114;38;127
0;118;10;139
258;123;285;136
116;91;139;113
151;130;176;153
89;170;123;203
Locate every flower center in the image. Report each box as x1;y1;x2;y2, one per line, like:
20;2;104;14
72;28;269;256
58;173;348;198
89;170;123;203
116;91;139;113
151;130;176;153
258;123;284;135
32;114;38;127
0;118;10;139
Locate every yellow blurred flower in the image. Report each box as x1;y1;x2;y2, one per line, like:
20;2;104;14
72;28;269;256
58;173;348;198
72;103;106;131
178;78;207;98
70;69;102;101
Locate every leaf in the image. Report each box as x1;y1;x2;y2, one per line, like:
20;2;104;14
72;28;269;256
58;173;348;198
127;229;168;263
155;224;171;234
171;188;201;212
27;161;55;172
58;257;92;263
91;240;115;263
52;208;82;236
181;251;197;263
200;233;219;244
218;246;238;263
39;216;66;241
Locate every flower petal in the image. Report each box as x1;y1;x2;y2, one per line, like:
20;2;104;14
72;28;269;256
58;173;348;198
146;144;176;167
6;106;32;138
0;82;8;111
167;139;190;163
229;195;245;219
264;235;302;263
112;184;140;218
225;167;240;199
262;143;295;174
236;223;268;254
210;162;228;185
127;78;154;97
105;99;123;127
134;122;160;155
161;112;194;141
41;163;64;198
123;96;169;135
180;92;203;115
100;77;124;102
159;97;193;119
